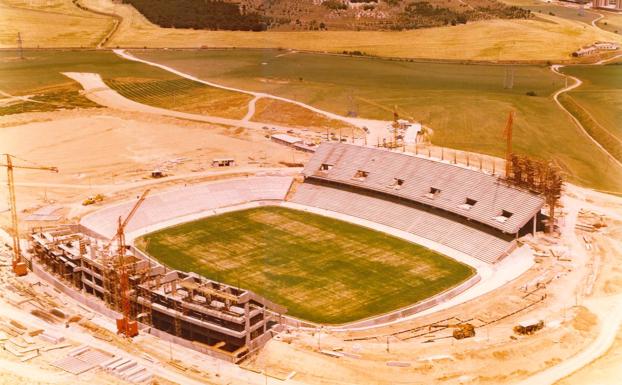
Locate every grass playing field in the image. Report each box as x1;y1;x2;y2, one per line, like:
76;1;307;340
133;49;622;191
135;206;474;324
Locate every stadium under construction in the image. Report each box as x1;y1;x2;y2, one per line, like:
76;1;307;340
19;142;558;364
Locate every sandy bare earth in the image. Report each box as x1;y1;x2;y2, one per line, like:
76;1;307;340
0;108;306;229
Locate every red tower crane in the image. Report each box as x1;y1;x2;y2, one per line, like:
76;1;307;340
106;189;150;338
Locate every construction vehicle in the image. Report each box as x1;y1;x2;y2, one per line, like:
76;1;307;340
105;189;150;338
82;194;104;206
430;323;476;340
513;320;544;335
0;154;58;276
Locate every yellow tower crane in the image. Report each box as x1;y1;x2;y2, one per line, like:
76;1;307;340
0;154;58;276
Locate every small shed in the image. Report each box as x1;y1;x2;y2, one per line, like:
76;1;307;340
514;319;544;335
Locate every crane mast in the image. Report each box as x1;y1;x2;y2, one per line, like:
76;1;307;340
503;111;514;178
1;154;58;276
113;189;150;338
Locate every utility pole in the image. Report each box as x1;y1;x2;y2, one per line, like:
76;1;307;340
504;66;514;89
17;32;24;60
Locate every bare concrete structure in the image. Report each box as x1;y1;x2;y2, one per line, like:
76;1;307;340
592;0;622;11
29;227;285;362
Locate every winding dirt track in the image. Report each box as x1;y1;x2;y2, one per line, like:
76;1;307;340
63;72;316;133
550;62;622;170
114;49;391;143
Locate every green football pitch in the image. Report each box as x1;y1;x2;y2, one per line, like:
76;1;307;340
136;206;473;324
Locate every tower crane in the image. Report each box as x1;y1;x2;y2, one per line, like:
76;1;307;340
503;111;514;178
106;189;150;338
0;154;58;276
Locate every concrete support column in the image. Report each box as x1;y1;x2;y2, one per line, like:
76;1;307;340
617;0;622;10
533;215;537;236
244;302;250;346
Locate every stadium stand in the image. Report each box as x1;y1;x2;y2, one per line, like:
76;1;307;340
292;143;545;264
291;182;513;264
80;176;293;239
303;143;544;234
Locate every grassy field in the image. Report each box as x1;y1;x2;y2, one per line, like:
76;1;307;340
0;50;254;118
559;64;622;163
596;11;622;35
134;49;622;191
136;206;473;324
0;0;113;48
105;78;252;119
251;98;354;131
106;13;620;61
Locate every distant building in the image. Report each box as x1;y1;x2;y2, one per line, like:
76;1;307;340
571;41;619;57
592;0;622;11
594;41;620;50
572;46;598;57
270;133;303;147
271;134;317;153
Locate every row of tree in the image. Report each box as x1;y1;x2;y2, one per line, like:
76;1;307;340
392;1;531;30
123;0;269;31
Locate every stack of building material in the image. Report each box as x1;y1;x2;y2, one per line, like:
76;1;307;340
100;355;153;383
51;345;113;375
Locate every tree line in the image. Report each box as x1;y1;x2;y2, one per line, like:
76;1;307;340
122;0;269;31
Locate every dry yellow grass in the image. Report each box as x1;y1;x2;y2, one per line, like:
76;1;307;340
251;98;357;134
597;10;622;35
101;5;622;61
3;0;621;61
0;0;113;48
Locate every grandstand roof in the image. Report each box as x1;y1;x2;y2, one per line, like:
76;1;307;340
302;143;544;234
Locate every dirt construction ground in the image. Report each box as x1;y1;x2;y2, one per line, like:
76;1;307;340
0;108;308;228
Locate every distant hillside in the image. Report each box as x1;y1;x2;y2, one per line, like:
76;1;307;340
122;0;531;32
122;0;269;31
